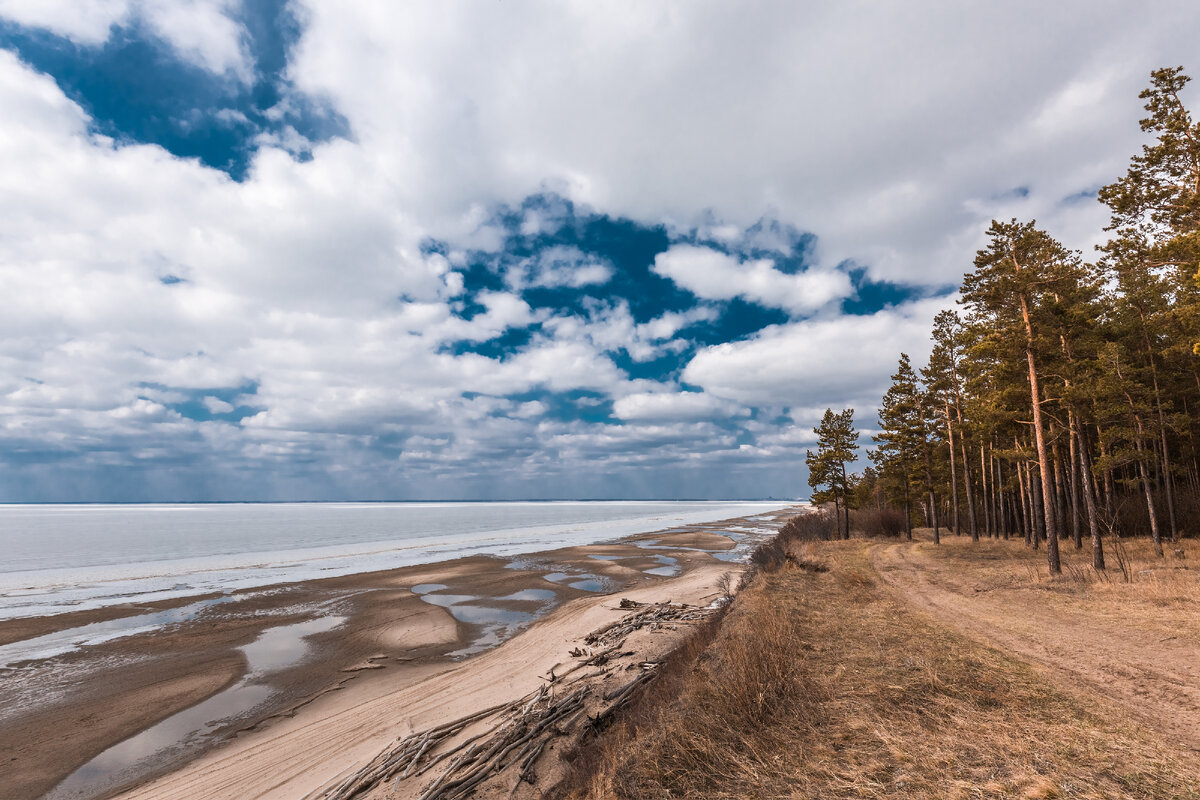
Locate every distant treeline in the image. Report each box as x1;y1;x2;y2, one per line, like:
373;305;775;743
859;67;1200;574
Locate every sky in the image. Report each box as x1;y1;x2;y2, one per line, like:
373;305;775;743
1;1;1198;502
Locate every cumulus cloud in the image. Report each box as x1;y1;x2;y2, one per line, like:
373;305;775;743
506;245;613;290
613;391;743;422
0;0;252;78
2;1;1199;499
652;244;850;314
683;296;954;408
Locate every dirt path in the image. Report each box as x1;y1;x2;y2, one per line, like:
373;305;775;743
870;539;1200;753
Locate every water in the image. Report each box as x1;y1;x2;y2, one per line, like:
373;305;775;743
45;615;344;800
498;589;556;602
643;555;680;577
568;578;604;592
0;595;235;668
0;501;786;621
542;572;606;592
415;590;548;658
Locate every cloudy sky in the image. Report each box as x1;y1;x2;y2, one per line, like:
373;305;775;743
0;1;1196;502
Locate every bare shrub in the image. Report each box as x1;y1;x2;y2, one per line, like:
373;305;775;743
850;506;907;538
777;508;838;542
748;537;787;572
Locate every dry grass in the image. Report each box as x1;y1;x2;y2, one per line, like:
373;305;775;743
913;533;1200;635
557;542;1200;800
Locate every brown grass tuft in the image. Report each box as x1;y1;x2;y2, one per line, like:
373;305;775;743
556;541;1200;799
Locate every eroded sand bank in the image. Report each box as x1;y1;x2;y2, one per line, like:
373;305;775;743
0;509;793;800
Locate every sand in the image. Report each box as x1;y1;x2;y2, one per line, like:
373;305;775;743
1;510;793;800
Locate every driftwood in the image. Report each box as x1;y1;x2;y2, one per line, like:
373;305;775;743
308;601;718;800
585;602;714;648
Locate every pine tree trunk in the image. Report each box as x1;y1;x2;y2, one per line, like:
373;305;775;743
1030;465;1045;550
980;444;992;538
1145;329;1179;542
1016;449;1032;546
903;483;912;541
962;438;979;541
924;444;940;546
1019;291;1061;573
840;461;851;540
944;400;960;536
1067;410;1082;550
996;457;1010;540
1014;442;1031;544
1098;433;1115;516
1052;439;1069;542
1132;420;1164;557
1075;424;1104;570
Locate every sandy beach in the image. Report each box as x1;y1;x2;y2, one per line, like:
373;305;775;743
1;510;792;800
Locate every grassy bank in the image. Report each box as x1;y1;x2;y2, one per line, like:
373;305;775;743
558;539;1200;799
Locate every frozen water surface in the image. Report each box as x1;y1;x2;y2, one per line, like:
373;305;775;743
0;502;785;621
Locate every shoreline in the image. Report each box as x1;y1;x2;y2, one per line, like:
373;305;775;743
0;500;784;624
1;509;795;800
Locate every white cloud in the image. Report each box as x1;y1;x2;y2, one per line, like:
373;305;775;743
0;0;131;45
506;245;613;290
652;244;851;313
0;0;251;78
613;391;742;422
286;0;1200;284
682;296;953;409
2;1;1200;498
202;396;235;414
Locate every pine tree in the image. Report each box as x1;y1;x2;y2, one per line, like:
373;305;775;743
874;355;925;541
962;220;1082;574
807;408;860;539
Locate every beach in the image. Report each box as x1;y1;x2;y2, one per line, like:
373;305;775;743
0;506;793;800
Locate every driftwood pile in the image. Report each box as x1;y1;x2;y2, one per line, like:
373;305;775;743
308;600;717;800
584;600;716;649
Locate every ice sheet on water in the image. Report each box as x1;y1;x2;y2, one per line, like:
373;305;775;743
0;502;787;622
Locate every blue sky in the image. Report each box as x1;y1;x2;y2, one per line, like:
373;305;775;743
0;1;1197;501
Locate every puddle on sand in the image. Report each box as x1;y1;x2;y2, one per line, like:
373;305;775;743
643;555;680;577
410;583;448;594
498;589;556;602
445;605;536;659
45;614;345;800
414;591;550;660
588;555;624;562
542;572;605;593
568;578;604;592
419;594;478;608
0;595;237;668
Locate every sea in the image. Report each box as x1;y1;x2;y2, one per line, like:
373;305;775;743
0;501;788;621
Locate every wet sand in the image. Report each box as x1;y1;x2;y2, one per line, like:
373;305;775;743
0;510;792;800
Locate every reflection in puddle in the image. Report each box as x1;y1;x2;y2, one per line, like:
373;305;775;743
445;605;533;627
643;555;679;577
589;555;623;561
415;591;551;660
0;595;237;668
445;605;537;659
419;594;478;608
498;589;556;602
46;615;345;800
410;583;448;594
542;572;605;593
569;579;604;592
